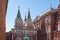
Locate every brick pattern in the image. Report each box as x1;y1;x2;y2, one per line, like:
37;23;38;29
33;4;60;40
0;0;7;40
53;31;60;40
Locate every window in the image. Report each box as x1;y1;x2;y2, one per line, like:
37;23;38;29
45;16;51;25
57;14;60;21
46;25;51;33
58;25;60;31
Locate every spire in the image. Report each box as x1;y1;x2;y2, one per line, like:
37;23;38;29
25;13;26;21
17;6;21;18
59;0;60;4
28;8;31;19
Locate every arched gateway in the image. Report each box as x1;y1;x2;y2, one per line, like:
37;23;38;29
23;35;30;40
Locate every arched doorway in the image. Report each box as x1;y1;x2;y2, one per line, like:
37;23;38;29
23;35;30;40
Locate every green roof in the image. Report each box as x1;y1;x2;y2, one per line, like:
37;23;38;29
28;8;31;19
17;7;21;18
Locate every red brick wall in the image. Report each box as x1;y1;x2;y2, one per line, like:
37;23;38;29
0;0;7;40
53;31;60;40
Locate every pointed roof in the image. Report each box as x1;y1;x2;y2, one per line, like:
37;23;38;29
17;6;21;18
28;8;31;19
59;0;60;4
40;8;56;17
24;13;26;21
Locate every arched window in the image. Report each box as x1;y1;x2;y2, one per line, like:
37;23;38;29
46;25;51;33
45;16;51;25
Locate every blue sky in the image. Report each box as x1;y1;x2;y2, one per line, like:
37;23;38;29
6;0;58;32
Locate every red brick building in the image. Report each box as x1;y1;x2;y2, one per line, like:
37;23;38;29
33;1;60;40
0;0;8;40
53;1;60;40
6;31;12;40
6;7;37;40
